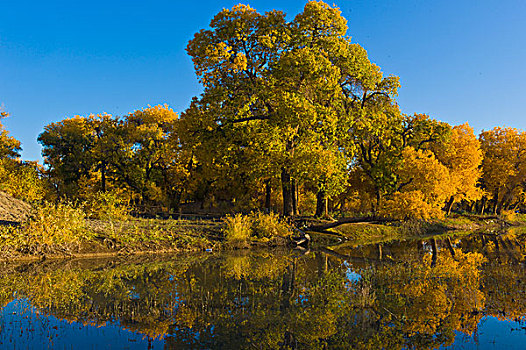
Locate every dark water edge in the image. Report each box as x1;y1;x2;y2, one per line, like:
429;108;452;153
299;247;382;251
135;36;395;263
1;231;526;349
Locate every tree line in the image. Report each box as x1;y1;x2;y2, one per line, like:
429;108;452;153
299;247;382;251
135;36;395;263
2;1;526;219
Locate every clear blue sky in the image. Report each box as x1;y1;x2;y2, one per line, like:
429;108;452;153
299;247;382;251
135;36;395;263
1;0;525;161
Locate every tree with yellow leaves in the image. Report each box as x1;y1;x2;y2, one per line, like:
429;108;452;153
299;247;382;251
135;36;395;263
39;105;194;211
0;108;48;201
0;108;21;159
348;113;451;217
382;147;452;220
433;123;483;215
479;127;526;214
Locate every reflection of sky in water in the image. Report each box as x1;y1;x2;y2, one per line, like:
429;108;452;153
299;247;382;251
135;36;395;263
0;300;164;349
442;316;526;350
344;261;362;282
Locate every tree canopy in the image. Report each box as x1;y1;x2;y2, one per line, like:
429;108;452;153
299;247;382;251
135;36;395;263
12;1;519;220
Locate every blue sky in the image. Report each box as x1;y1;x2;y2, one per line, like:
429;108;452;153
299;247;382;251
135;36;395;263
1;0;525;161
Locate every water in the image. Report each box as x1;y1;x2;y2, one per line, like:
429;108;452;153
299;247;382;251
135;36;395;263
0;231;525;349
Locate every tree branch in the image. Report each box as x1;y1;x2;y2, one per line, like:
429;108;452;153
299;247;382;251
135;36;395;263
227;115;271;124
307;216;395;232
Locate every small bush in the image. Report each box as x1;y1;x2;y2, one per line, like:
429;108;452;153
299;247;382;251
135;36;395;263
221;212;291;248
501;210;518;223
251;211;289;238
20;202;92;254
222;214;252;248
382;191;444;221
82;190;129;221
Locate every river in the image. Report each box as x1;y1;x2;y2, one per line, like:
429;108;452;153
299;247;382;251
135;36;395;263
1;230;525;349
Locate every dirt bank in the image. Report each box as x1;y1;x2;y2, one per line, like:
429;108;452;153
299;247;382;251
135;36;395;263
0;191;31;224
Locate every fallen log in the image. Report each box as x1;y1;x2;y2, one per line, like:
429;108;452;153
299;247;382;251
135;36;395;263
307;216;396;232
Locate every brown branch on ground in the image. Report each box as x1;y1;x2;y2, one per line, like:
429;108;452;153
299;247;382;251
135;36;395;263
307;216;396;232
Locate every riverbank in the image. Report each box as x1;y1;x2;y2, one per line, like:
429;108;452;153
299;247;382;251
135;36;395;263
306;212;526;246
0;203;293;261
0;216;220;261
1;191;524;261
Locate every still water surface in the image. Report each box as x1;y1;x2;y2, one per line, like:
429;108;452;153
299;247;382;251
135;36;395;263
1;231;525;349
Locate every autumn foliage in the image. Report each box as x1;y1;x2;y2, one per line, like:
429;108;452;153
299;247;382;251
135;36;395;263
0;1;524;222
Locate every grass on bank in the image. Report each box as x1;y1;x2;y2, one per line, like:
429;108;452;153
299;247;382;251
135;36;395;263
0;202;91;256
0;201;221;258
0;202;293;259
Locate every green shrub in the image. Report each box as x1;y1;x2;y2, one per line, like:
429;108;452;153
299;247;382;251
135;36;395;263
81;190;129;220
20;202;92;253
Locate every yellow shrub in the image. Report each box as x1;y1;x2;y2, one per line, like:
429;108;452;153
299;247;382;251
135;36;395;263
23;202;92;247
251;211;289;238
221;212;291;247
222;214;252;248
81;190;130;220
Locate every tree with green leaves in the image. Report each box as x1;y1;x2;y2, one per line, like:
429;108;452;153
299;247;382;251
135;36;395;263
38;115;100;198
185;1;400;216
38;105;193;211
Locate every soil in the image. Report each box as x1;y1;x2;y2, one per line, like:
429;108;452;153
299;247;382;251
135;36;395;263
0;191;31;224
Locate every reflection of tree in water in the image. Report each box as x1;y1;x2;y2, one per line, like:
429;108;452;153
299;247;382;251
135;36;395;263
0;258;191;339
469;229;526;322
0;233;525;349
354;251;485;349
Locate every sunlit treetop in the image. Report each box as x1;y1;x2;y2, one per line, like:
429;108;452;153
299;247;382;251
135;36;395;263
0;108;22;160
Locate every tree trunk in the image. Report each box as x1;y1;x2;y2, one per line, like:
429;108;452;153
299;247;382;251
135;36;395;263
291;179;298;216
417;240;425;258
492;236;501;263
445;196;454;216
281;167;294;217
315;190;328;218
295;180;299;215
493;190;500;215
169;190;182;214
264;179;271;213
374;189;382;215
316;252;328;278
307;216;395;232
100;160;107;193
495;201;502;215
280;261;296;311
445;237;456;258
480;197;486;215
